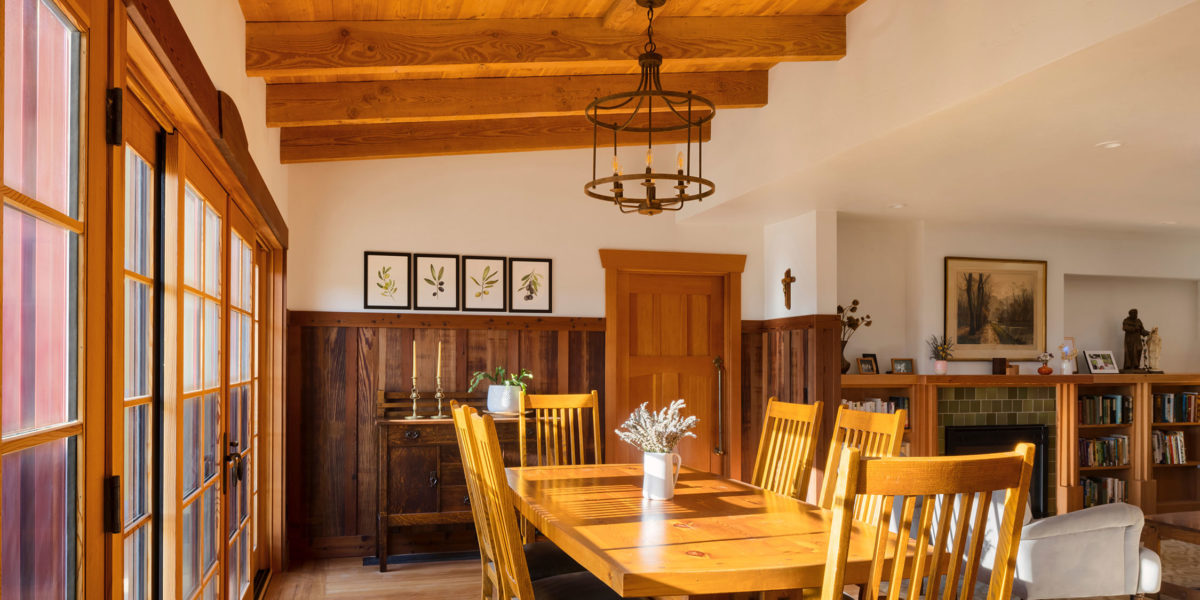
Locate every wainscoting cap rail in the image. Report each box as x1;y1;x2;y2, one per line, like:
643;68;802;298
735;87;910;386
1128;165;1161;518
287;310;605;331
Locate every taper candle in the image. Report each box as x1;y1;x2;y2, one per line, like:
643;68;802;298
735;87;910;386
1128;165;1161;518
412;340;417;374
436;341;443;378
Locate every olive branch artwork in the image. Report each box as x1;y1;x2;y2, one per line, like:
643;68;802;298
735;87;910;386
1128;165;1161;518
423;264;446;297
519;270;543;301
375;266;398;299
470;265;500;298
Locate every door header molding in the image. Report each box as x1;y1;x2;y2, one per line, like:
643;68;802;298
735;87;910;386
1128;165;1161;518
599;249;746;274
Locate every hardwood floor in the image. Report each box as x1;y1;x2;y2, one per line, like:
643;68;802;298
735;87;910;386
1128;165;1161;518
265;558;481;599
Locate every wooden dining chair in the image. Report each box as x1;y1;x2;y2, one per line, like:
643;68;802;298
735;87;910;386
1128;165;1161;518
750;398;823;500
465;408;642;600
820;443;1036;600
818;406;907;521
519;391;603;467
452;402;586;599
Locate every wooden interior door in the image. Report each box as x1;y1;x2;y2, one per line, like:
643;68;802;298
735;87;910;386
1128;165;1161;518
602;251;745;477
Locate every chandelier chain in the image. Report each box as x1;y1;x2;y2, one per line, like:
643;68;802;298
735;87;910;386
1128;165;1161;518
644;5;656;54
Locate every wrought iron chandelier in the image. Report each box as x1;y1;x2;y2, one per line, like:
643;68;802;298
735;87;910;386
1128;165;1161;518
584;0;715;215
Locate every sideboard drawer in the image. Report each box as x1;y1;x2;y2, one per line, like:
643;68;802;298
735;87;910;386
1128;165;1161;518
388;425;457;446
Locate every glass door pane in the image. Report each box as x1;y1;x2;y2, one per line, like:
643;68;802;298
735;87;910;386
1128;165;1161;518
225;216;257;600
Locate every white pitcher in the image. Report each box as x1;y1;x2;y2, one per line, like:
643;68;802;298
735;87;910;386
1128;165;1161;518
642;451;682;500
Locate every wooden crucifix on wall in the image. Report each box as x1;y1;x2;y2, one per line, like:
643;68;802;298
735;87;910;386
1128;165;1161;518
781;268;796;310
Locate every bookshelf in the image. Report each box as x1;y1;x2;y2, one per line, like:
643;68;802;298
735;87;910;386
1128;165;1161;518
841;373;1200;515
1147;379;1200;513
1074;379;1136;509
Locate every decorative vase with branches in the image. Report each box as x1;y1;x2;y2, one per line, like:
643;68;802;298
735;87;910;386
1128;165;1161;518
616;400;698;500
927;335;954;375
837;299;872;374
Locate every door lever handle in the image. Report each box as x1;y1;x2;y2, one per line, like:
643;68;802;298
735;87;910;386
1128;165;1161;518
713;356;725;456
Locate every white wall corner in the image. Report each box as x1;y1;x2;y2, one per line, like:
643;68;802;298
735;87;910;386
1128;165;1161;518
762;210;838;320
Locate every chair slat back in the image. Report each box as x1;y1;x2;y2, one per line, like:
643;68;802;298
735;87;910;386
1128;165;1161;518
821;444;1036;600
751;398;823;499
467;409;536;600
520;391;602;467
819;406;908;520
451;402;501;599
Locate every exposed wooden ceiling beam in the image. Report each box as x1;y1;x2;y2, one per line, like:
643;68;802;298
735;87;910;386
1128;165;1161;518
279;114;713;163
245;16;845;79
266;71;767;127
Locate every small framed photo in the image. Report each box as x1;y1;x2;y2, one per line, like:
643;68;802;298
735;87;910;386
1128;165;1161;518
857;357;878;375
364;252;410;309
509;258;552;313
863;353;878;366
414;253;460;311
461;256;507;312
891;358;916;374
1084;350;1120;374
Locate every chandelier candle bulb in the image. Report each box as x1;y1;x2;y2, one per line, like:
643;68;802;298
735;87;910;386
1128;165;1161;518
677;151;684;170
611;154;620;174
645;148;652;167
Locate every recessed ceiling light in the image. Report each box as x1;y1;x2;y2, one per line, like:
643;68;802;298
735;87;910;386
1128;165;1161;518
888;203;907;209
1095;140;1123;149
1160;220;1178;225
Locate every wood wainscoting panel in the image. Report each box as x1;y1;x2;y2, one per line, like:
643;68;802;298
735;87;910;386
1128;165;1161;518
289;311;606;560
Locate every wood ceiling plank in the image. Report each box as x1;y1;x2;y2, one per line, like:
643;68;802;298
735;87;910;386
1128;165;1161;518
278;114;713;162
245;16;845;78
259;60;781;84
265;70;766;127
238;0;867;21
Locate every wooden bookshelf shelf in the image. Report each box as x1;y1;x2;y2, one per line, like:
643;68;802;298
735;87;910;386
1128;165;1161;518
1080;465;1131;472
1152;462;1200;468
1079;423;1133;430
1152;422;1200;428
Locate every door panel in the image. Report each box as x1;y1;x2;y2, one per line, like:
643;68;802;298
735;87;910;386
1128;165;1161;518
611;272;725;473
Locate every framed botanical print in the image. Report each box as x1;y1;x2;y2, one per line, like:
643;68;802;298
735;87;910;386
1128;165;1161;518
364;251;410;309
414;253;460;311
509;258;552;313
944;257;1046;361
461;255;507;312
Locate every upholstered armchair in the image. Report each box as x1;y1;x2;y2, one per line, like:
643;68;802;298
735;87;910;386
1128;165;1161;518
980;502;1161;599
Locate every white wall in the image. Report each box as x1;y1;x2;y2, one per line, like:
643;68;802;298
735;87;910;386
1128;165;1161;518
1065;275;1200;372
169;0;289;218
836;216;919;368
838;216;1200;374
286;149;765;318
762;211;837;319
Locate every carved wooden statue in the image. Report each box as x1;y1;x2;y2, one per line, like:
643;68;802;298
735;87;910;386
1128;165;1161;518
781;268;796;310
1121;309;1149;371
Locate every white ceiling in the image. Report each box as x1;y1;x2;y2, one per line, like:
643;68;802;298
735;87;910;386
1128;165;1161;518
681;0;1200;233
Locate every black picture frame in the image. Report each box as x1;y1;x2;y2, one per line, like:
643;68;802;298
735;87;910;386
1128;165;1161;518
508;257;553;313
413;253;461;311
461;255;508;312
363;251;411;309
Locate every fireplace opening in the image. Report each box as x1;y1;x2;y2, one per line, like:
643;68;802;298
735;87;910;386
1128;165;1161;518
944;424;1049;518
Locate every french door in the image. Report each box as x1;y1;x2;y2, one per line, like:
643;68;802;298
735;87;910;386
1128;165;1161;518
113;99;263;597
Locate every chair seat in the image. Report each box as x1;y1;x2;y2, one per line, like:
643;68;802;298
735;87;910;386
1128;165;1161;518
532;571;646;600
525;541;584;581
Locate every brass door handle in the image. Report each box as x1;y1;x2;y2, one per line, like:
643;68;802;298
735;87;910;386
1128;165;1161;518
714;356;725;456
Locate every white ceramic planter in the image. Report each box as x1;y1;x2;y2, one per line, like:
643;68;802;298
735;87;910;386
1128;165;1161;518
642;451;682;500
486;385;521;413
934;360;949;375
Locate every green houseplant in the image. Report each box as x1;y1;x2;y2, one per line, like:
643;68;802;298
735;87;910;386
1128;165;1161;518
467;367;533;413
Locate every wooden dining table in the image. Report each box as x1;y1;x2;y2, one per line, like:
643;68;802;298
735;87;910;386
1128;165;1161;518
506;464;897;599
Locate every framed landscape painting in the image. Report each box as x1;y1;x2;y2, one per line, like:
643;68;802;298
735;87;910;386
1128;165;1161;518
461;255;506;312
509;258;552;313
414;253;460;311
364;252;410;309
944;257;1046;361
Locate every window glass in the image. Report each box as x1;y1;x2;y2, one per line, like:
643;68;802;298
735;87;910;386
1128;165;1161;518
123;403;149;525
0;437;76;597
124;279;151;398
2;0;81;218
2;206;77;435
123;524;149;600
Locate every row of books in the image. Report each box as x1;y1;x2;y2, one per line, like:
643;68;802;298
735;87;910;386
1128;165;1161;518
1081;476;1127;507
1152;430;1189;464
1153;392;1200;423
841;397;910;428
1079;434;1130;467
1078;394;1133;425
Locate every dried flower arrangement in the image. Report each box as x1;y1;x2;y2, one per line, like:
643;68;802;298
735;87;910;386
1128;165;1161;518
1036;351;1055;364
615;399;699;454
927;335;955;360
837;299;872;342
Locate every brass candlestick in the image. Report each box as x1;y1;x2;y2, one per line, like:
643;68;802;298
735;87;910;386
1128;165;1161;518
430;376;448;419
405;375;422;420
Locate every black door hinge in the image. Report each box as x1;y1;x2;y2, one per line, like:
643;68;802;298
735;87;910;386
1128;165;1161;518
105;475;122;534
106;88;123;146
